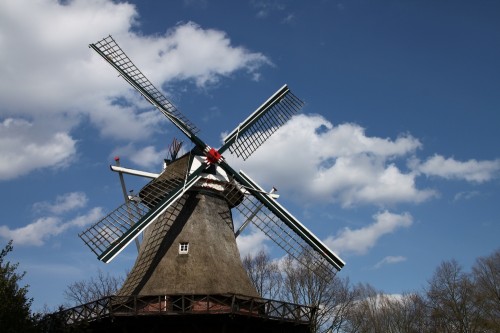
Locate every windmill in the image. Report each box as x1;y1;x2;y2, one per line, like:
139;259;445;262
79;36;344;302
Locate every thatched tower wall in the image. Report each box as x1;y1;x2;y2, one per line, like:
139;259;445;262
118;154;258;297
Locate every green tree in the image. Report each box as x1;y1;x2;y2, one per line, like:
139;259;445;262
0;240;36;332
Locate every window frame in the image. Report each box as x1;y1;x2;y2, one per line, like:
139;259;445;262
179;242;189;254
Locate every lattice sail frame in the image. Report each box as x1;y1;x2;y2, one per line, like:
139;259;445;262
79;167;189;258
90;36;199;136
221;85;304;160
223;178;341;280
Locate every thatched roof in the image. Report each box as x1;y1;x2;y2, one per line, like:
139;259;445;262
119;154;258;297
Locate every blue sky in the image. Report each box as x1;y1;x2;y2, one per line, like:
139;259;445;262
1;0;499;311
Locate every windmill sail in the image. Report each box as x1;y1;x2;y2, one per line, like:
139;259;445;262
220;84;303;160
90;36;199;139
91;36;305;163
80;160;206;263
221;166;345;279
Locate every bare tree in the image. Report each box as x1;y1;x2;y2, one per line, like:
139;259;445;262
242;250;282;299
242;251;356;333
343;283;382;333
64;269;124;306
242;248;500;333
280;254;356;333
382;292;430;333
471;248;500;331
426;259;481;333
326;276;358;332
342;283;431;333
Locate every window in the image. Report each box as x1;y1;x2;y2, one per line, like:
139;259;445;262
179;242;189;254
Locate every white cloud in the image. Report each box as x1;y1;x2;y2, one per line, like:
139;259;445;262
130;146;167;168
228;113;500;207
0;0;271;180
0;118;77;180
112;144;168;169
0;217;60;247
453;190;480;202
87;99;166;142
324;211;413;255
231;114;434;207
135;22;272;87
33;192;88;215
0;207;103;246
374;255;407;269
236;230;269;257
1;191;100;246
415;155;500;183
66;208;104;228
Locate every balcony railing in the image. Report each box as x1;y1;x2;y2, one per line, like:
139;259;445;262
56;294;316;326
